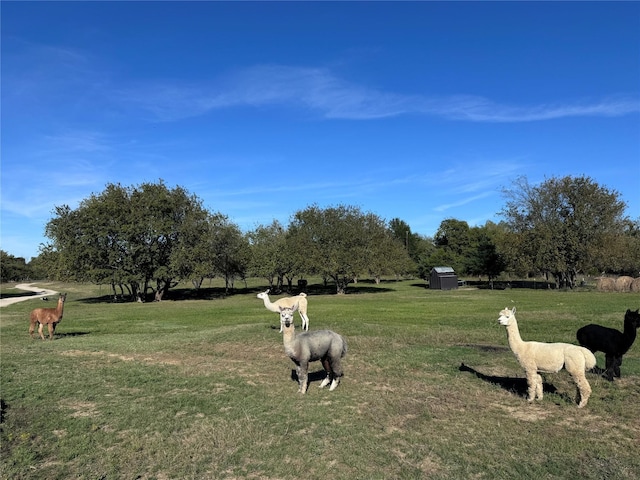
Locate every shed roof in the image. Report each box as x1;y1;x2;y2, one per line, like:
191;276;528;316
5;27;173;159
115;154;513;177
432;266;455;274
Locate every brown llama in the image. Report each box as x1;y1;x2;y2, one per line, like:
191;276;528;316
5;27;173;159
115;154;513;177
29;293;67;340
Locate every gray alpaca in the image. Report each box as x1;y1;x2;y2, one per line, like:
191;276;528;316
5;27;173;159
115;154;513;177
279;307;347;394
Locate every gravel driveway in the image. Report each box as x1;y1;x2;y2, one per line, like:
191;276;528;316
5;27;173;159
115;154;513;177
0;283;59;308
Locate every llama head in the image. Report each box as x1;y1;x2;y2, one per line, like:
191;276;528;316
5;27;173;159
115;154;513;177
256;289;270;300
625;308;640;328
498;307;516;326
279;307;295;329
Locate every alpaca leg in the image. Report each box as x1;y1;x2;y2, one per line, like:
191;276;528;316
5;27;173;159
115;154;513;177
29;321;36;339
319;358;331;388
37;323;45;340
525;372;539;402
534;374;543;401
328;358;343;391
613;356;622;378
565;357;593;407
299;312;309;331
329;377;341;391
604;355;615;381
574;375;592;408
47;323;55;340
297;363;309;394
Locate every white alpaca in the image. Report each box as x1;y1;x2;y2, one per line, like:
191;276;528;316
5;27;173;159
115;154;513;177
498;307;597;408
257;289;310;331
279;307;347;394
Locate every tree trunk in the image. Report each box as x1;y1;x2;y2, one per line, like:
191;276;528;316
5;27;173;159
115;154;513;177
285;275;294;293
154;278;174;301
334;275;349;295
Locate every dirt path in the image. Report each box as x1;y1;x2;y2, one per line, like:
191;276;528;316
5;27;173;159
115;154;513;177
0;283;59;308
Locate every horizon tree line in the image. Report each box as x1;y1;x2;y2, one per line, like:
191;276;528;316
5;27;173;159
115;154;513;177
3;175;638;297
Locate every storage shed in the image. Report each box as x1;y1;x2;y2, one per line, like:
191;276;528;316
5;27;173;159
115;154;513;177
430;266;458;290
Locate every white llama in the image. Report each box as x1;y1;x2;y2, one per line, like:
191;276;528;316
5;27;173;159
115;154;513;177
257;289;310;331
279;307;347;394
498;307;596;408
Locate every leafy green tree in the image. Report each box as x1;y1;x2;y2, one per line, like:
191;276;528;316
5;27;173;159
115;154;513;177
129;182;213;300
44;181;213;301
413;235;437;279
288;205;364;294
288;205;410;294
0;250;31;282
501;175;628;288
417;246;459;279
388;217;423;263
594;217;640;276
169;212;226;290
427;218;472;274
211;221;251;294
248;220;296;292
488;222;533;279
367;229;416;283
465;224;507;287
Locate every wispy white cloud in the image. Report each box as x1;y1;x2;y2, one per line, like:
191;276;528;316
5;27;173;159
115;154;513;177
0;128;117;219
433;192;495;213
43;131;111;154
6;39;638;124
119;65;640;123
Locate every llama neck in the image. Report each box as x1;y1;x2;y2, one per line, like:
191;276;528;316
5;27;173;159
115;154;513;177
505;320;525;353
282;325;298;357
56;297;65;317
260;295;275;310
622;318;638;345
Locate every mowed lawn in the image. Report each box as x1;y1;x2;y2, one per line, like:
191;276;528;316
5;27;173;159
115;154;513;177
1;279;639;479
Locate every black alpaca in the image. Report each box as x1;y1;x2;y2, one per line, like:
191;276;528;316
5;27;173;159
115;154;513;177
576;309;640;381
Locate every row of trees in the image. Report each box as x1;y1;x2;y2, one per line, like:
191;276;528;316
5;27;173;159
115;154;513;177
33;181;416;299
5;175;638;297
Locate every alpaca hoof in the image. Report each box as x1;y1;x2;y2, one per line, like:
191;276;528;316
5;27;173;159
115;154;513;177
329;379;340;391
319;378;331;388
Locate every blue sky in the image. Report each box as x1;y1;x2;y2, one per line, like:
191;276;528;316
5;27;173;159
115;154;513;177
2;1;639;261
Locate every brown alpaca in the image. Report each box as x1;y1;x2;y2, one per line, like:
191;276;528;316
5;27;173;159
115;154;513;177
29;293;67;340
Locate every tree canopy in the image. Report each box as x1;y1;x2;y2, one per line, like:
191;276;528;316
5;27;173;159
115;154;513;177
501;175;629;287
0;251;30;282
288;205;413;293
44;181;229;300
25;175;638;296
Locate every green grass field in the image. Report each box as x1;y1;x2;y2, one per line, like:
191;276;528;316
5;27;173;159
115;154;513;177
1;279;639;479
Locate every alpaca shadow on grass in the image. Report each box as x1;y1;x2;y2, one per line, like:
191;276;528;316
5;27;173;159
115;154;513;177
54;331;91;339
459;363;558;399
0;399;7;429
290;369;329;385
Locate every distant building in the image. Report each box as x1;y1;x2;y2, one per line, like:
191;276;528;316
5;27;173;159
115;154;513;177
430;267;458;290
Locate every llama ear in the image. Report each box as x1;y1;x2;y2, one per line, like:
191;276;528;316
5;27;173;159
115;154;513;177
512;307;516;314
